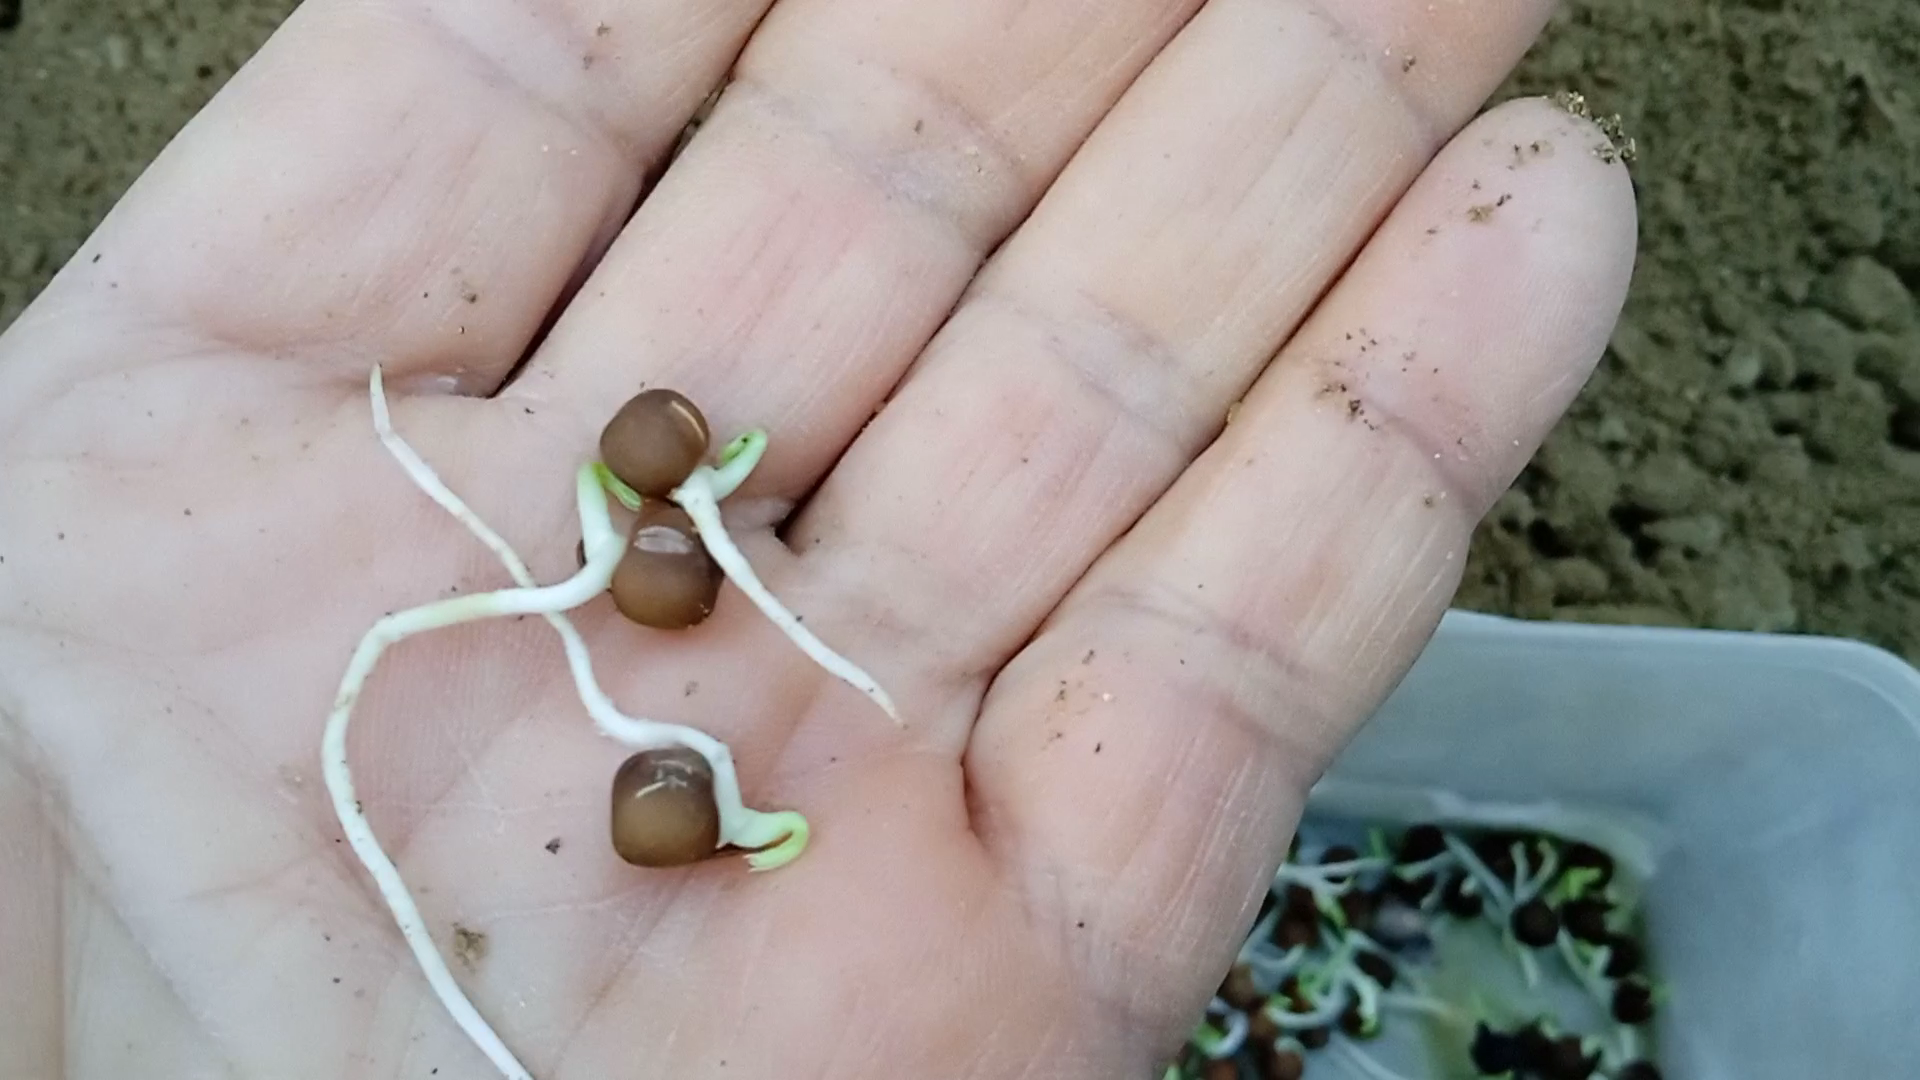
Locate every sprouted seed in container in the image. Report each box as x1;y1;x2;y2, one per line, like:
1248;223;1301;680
1166;822;1666;1080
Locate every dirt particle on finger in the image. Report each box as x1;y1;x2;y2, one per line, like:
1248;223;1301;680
452;925;488;970
1509;139;1559;170
1553;88;1594;119
1551;89;1638;163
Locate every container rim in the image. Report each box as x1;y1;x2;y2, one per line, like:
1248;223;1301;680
1435;608;1920;707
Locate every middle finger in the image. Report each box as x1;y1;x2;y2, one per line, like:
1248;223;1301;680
502;0;1209;494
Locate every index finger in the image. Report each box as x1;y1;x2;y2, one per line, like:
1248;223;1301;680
9;0;771;393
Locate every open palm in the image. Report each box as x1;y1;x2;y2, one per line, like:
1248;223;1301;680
0;1;1634;1077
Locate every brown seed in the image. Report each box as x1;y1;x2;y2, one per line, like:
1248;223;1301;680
599;389;711;498
1354;951;1398;990
608;747;721;867
608;503;721;629
1275;913;1317;951
1219;963;1262;1011
1248;1008;1282;1046
1265;1046;1306;1080
1338;888;1379;933
1612;978;1655;1025
1204;1060;1237;1080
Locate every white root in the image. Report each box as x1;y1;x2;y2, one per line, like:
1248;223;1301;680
1200;1005;1250;1059
364;369;794;848
1442;832;1515;913
321;368;809;1080
322;593;557;1080
1517;944;1542;989
1268;979;1352;1031
671;465;901;724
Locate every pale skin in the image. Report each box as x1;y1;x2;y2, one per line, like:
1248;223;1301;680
0;0;1635;1076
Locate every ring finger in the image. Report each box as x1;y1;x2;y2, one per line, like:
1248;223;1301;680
786;0;1556;717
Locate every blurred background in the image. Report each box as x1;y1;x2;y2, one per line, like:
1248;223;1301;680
4;0;1916;663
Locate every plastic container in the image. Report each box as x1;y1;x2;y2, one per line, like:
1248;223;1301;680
1298;609;1920;1080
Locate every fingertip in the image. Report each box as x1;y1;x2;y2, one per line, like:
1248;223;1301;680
1480;91;1641;251
1305;90;1642;508
1450;92;1642;423
1448;92;1641;284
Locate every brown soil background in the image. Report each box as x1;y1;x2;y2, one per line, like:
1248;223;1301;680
5;0;1918;663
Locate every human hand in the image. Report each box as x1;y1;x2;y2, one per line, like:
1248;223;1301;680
0;0;1634;1076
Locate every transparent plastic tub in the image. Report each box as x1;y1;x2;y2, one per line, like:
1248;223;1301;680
1296;609;1920;1080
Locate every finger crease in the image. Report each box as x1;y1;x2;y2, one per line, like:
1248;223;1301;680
410;3;646;168
1324;375;1505;516
973;284;1206;458
1292;0;1452;146
1077;582;1346;788
724;71;1036;255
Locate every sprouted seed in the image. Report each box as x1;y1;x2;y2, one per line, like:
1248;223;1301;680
1612;979;1655;1025
1562;898;1613;945
1168;821;1662;1080
1269;1044;1308;1080
593;384;900;721
1511;897;1562;948
608;746;723;867
322;366;893;1080
1601;935;1643;978
1442;874;1486;919
598;387;713;499
1470;1022;1528;1075
1397;825;1447;863
583;386;900;721
608;502;723;630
